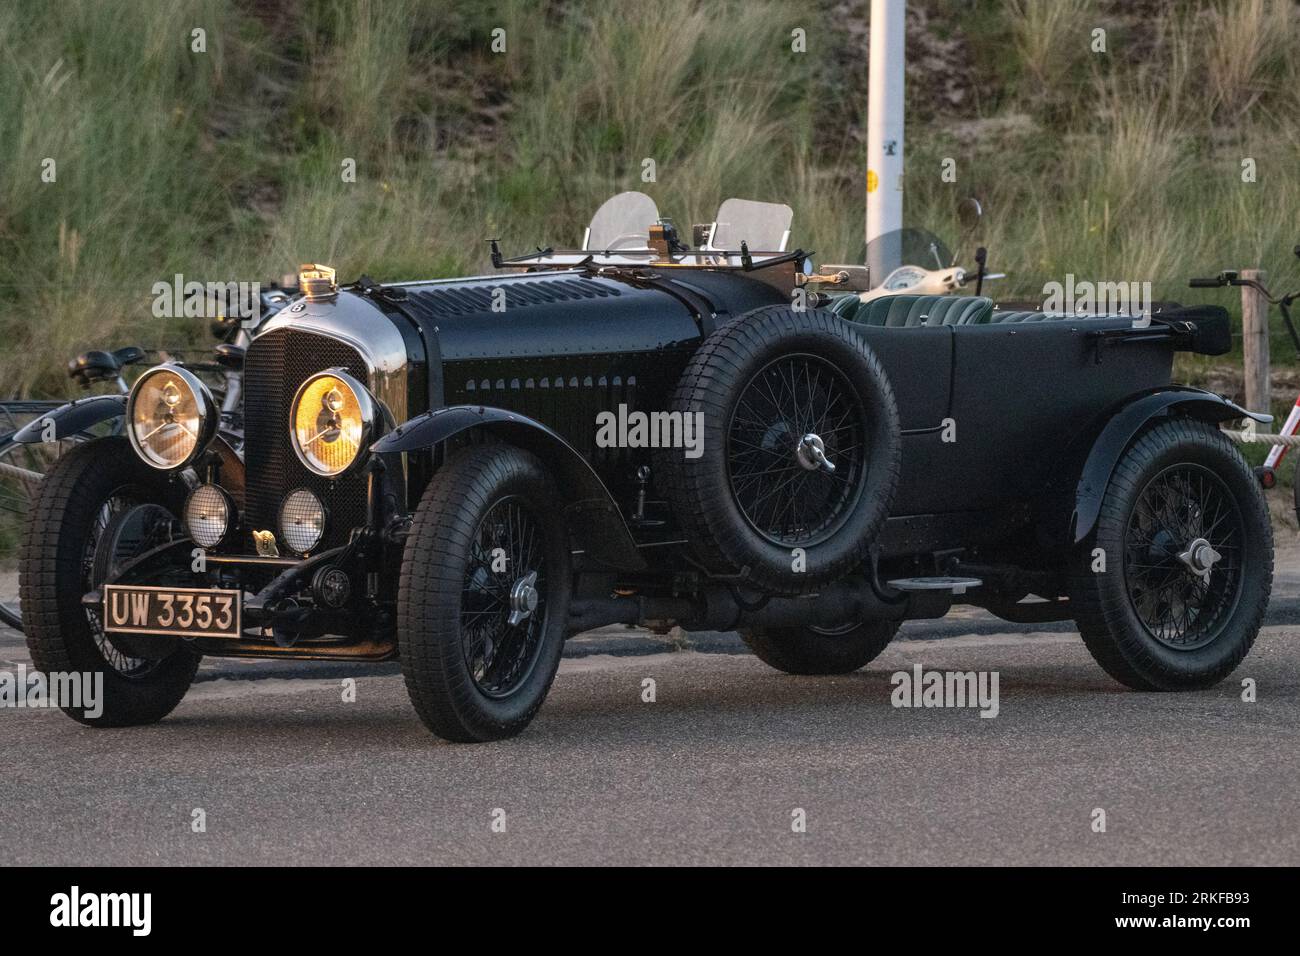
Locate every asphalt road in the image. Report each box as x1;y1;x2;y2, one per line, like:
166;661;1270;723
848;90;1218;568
2;554;1299;866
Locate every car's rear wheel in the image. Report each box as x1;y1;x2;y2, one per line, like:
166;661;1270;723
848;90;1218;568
18;437;199;726
742;620;900;675
398;444;571;742
662;306;901;593
1069;419;1271;690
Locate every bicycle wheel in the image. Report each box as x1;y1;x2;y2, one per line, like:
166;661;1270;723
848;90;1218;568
0;401;95;632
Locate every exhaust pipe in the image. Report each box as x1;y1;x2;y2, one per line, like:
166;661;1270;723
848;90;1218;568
566;575;937;636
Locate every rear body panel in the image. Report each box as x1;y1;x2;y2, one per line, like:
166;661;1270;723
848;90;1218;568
860;318;1173;520
857;318;1174;557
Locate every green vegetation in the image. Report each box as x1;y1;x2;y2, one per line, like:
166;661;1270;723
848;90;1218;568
5;0;1300;553
2;0;1299;401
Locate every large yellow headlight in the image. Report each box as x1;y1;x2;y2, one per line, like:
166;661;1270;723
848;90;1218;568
126;366;217;470
290;370;374;477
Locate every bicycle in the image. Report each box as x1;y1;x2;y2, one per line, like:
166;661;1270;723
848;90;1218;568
1190;246;1300;520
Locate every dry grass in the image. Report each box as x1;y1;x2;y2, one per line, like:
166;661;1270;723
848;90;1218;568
3;0;1300;400
1204;0;1292;120
1006;0;1098;95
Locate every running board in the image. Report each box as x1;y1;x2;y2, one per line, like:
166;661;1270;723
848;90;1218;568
886;576;982;596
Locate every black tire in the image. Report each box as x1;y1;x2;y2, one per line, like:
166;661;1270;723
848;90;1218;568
398;444;572;742
1069;419;1272;691
1292;453;1300;529
742;620;900;675
18;437;200;726
662;306;901;593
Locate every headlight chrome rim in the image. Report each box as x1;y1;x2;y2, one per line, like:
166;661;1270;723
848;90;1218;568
184;483;235;550
279;488;327;556
289;368;375;478
126;365;218;471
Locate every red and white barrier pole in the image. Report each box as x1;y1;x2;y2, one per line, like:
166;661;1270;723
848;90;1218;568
1264;394;1300;469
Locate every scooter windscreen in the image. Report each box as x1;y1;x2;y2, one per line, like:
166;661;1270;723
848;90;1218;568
861;229;954;289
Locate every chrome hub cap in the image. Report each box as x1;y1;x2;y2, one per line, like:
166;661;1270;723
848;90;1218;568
1176;536;1221;582
507;571;539;627
795;433;836;474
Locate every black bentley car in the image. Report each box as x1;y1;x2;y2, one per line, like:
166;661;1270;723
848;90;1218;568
17;194;1273;741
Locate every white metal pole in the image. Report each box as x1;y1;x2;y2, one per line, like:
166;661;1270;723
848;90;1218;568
866;0;905;275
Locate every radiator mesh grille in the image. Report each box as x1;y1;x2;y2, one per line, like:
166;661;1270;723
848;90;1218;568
242;328;369;551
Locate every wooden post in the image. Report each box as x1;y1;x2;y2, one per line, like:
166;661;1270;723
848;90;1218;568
1242;268;1270;427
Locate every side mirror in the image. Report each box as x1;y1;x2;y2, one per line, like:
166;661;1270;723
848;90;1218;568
957;197;983;231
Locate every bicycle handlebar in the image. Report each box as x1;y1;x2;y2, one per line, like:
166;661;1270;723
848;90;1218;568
1191;250;1300;358
1189;270;1286;302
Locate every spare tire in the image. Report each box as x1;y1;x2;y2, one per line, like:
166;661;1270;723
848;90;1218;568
661;305;900;593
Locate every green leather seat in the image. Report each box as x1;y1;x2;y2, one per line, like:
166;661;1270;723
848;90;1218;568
987;310;1163;323
829;297;1128;327
829;294;862;320
829;294;995;327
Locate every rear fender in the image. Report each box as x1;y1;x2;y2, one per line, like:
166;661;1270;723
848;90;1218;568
1068;387;1267;546
373;405;646;571
12;395;126;444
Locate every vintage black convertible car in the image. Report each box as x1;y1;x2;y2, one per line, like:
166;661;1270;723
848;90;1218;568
17;195;1273;741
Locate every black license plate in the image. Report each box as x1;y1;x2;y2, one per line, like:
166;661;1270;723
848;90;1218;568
102;585;241;639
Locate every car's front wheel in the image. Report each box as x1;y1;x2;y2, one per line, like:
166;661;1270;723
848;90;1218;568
1069;419;1272;690
741;620;900;675
397;444;572;742
18;437;200;726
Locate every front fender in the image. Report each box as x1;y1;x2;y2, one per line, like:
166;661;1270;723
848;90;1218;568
1070;387;1267;546
12;395;126;443
374;405;646;571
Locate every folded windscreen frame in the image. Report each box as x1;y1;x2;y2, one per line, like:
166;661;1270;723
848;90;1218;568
705;198;793;252
583;191;660;251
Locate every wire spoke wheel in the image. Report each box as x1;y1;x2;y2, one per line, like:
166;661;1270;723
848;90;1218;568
727;353;866;548
1123;463;1244;651
461;496;546;699
82;492;175;678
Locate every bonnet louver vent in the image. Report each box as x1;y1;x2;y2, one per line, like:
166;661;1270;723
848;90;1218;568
404;278;620;319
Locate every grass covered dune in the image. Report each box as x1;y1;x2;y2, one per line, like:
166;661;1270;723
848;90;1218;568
2;0;1300;399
